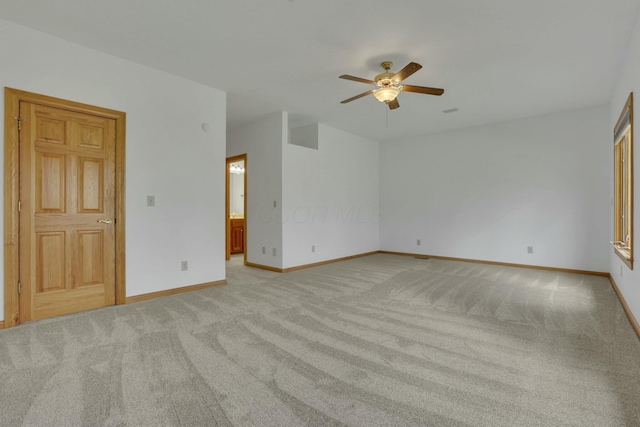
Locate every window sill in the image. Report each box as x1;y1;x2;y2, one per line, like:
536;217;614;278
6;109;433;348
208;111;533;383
614;246;634;269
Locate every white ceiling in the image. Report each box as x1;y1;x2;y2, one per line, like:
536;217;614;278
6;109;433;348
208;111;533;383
1;0;639;142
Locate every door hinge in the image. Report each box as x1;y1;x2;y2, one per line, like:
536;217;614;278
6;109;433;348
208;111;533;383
17;200;21;212
15;117;24;132
18;281;21;294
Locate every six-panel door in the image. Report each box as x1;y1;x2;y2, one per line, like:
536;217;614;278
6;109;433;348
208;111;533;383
19;102;116;321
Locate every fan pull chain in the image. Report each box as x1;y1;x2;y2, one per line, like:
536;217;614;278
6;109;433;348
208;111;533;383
385;104;389;129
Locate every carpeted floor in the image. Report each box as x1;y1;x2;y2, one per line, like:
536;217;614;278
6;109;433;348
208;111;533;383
1;253;639;426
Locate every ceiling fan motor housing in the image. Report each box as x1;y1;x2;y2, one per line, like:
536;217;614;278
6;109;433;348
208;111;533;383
375;72;396;87
376;61;396;86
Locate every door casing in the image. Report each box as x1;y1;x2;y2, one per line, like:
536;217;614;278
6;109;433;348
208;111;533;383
4;88;126;327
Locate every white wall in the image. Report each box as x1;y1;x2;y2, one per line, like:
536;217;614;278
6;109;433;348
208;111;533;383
609;8;640;322
0;19;227;317
282;124;380;268
380;106;610;272
227;112;285;268
228;116;380;270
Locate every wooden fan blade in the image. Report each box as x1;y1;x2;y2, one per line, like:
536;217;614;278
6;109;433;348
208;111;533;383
339;75;377;85
392;62;422;82
340;90;374;104
387;98;400;110
402;85;444;96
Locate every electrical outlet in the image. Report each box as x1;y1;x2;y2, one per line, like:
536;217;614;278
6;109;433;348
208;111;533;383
312;245;315;252
181;260;188;271
272;248;276;256
147;195;155;207
527;246;533;254
417;239;421;246
262;246;266;255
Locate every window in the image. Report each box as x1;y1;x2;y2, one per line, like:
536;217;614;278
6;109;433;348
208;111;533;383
613;92;633;269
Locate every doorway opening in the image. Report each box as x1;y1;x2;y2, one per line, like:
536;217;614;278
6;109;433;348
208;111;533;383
226;154;247;265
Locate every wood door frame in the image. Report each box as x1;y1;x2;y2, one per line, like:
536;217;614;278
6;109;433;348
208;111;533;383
4;88;126;328
225;154;247;264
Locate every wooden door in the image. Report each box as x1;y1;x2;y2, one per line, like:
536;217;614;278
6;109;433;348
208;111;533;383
19;102;116;321
230;219;244;254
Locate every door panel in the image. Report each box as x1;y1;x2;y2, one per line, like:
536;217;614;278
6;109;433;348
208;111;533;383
37;152;66;212
20;102;116;321
36;232;65;292
79;157;104;212
78;230;105;286
35;117;66;144
230;219;244;254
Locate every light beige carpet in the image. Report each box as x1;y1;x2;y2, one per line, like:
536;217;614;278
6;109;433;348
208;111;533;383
1;254;639;426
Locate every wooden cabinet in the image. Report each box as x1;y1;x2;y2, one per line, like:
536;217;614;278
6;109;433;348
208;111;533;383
230;218;244;254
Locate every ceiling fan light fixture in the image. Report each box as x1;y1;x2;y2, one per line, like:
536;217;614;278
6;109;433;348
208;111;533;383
373;86;401;102
230;164;245;174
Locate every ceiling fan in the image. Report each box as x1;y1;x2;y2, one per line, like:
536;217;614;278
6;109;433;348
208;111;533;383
339;61;444;110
